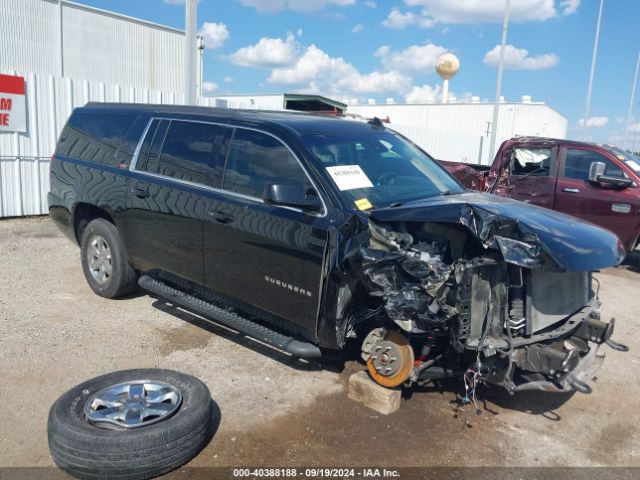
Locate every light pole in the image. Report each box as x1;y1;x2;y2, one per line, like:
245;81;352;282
487;0;511;165
625;50;640;150
184;0;198;105
582;0;604;139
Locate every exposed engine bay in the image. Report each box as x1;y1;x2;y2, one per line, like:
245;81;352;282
348;216;628;395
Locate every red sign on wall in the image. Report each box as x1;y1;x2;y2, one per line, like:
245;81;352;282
0;74;27;133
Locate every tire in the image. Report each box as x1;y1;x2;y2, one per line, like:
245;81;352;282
80;218;137;298
48;369;215;480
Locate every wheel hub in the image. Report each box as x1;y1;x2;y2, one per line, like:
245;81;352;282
84;381;182;429
366;331;414;388
87;235;112;284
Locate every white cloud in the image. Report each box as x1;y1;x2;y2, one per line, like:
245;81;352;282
237;0;355;14
364;0;377;7
267;44;411;97
199;22;229;49
483;44;559;70
202;81;218;93
560;0;580;15
578;116;609;127
396;0;578;26
223;76;234;83
352;24;363;33
229;33;298;67
382;8;434;29
405;84;442;103
296;28;304;37
375;42;448;73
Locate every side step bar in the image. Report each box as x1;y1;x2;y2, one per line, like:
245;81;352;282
138;275;322;359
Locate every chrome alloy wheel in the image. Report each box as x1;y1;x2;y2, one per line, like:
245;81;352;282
87;235;112;284
84;381;182;429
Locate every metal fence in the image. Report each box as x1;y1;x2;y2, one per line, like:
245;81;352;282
0;70;185;218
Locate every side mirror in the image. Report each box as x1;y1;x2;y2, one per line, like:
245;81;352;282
588;161;633;189
263;183;323;213
588;161;606;183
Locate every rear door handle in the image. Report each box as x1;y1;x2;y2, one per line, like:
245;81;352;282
562;187;580;193
208;210;234;224
134;187;150;198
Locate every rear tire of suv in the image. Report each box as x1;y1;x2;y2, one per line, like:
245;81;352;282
80;218;137;298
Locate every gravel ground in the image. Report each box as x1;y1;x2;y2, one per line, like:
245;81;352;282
1;216;639;470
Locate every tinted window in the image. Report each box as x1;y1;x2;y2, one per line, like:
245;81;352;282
562;149;625;181
223;129;307;198
56;112;136;165
157;121;231;186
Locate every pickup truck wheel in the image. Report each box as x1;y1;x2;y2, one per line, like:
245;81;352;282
80;218;137;298
48;369;215;480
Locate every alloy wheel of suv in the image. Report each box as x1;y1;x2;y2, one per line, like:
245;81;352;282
80;218;138;298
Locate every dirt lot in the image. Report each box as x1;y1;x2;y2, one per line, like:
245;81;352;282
1;216;640;470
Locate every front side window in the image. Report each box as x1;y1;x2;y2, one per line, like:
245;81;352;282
562;148;625;181
302;131;462;209
510;147;552;176
223;129;308;198
156;120;231;186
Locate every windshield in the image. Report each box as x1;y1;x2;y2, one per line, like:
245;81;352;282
605;146;640;173
303;131;463;209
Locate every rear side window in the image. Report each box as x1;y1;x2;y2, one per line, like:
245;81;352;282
223;129;307;198
56;112;136;165
155;120;231;187
562;149;625;181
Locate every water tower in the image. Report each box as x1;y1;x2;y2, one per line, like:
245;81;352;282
435;53;460;104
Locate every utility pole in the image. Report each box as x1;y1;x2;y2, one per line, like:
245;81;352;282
625;50;640;150
487;0;510;165
582;0;604;139
184;0;197;105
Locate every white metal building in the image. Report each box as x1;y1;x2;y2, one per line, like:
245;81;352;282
1;0;186;92
347;98;567;165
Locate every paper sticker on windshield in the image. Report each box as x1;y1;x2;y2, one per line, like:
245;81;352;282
354;198;373;211
326;165;374;191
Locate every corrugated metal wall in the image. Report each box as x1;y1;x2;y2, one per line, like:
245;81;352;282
0;0;184;92
0;71;185;218
347;103;568;165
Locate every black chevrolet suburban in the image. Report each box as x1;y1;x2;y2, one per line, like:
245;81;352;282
49;103;628;394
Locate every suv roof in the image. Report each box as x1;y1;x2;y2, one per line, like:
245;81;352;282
82;102;379;136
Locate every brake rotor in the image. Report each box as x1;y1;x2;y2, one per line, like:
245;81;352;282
366;330;414;388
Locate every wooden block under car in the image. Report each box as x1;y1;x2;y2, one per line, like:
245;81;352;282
348;371;401;415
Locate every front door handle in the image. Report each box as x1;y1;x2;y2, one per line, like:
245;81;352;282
562;187;580;193
208;210;234;224
134;187;150;198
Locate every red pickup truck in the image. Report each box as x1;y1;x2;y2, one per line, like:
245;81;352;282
440;137;640;255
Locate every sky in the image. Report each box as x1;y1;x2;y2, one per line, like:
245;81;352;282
76;0;640;149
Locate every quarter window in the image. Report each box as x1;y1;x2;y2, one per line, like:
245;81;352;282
57;112;136;165
223;129;308;198
155;120;231;187
562;149;625;181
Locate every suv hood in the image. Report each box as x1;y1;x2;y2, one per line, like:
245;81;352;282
369;191;625;272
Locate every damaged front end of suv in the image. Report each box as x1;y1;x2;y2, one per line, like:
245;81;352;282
333;192;628;394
